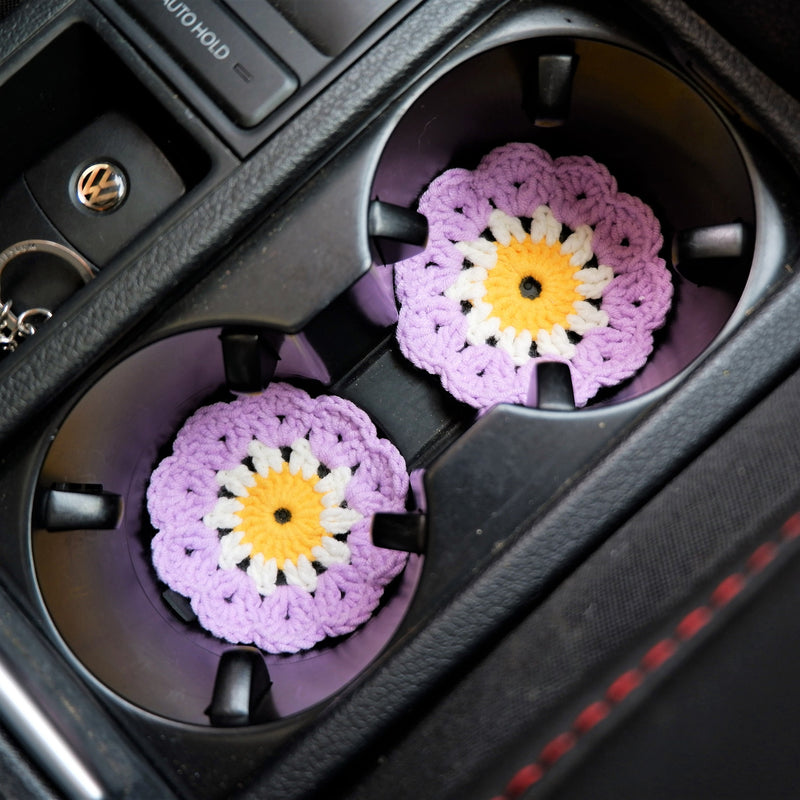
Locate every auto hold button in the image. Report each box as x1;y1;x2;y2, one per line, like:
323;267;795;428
119;0;297;127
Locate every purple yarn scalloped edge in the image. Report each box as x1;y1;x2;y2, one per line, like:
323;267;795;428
147;382;409;654
391;142;673;409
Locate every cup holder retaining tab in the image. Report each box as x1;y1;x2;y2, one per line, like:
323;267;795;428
532;52;578;127
368;199;428;246
529;361;577;411
205;647;274;728
38;483;123;532
371;512;428;554
220;328;281;394
161;588;198;624
672;222;754;288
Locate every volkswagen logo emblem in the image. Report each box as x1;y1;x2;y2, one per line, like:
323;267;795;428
75;162;128;213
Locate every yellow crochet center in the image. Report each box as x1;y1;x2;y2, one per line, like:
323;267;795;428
235;468;326;566
483;235;582;334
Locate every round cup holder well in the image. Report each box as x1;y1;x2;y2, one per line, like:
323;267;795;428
31;328;422;725
371;36;760;406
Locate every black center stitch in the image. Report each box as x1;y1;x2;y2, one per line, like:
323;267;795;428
519;275;542;300
273;507;292;524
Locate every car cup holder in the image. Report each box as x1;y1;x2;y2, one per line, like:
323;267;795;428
370;34;765;409
22;7;798;792
31;326;423;725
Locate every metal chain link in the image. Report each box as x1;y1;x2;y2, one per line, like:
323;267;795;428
0;300;52;352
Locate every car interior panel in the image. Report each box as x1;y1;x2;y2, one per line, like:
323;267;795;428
0;1;799;798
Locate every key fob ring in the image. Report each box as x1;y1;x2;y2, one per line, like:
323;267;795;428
0;239;93;333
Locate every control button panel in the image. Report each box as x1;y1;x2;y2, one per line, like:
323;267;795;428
119;0;297;127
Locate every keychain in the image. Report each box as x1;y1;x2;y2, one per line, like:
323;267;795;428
0;300;52;351
0;239;93;352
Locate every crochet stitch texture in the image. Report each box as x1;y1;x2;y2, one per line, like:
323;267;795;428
147;383;409;654
392;143;673;408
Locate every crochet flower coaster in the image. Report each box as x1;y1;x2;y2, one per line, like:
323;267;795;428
147;383;409;654
392;142;673;408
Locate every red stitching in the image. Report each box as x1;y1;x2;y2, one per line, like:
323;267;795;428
710;574;745;608
605;669;642;703
539;732;576;767
505;764;543;798
573;701;610;734
640;638;677;671
675;606;712;640
494;526;794;800
780;513;800;540
747;541;777;572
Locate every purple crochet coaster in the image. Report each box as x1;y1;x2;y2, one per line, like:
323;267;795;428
147;383;409;654
392;142;673;408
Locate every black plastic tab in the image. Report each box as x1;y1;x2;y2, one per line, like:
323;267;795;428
673;222;749;262
672;222;754;287
206;647;273;727
220;329;279;393
368;200;428;246
529;360;576;411
39;483;123;532
119;0;296;127
162;589;197;623
534;53;577;127
372;512;427;553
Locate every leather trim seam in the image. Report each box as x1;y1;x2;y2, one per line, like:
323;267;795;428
490;512;800;800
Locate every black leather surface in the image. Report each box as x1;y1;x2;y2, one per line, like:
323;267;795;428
0;0;24;22
688;0;800;102
540;532;800;799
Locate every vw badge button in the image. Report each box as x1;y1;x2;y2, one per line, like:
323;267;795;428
75;162;128;213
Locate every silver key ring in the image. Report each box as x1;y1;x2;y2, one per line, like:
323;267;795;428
0;240;92;351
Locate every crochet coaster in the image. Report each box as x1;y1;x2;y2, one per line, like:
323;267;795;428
392;142;673;408
147;383;409;654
